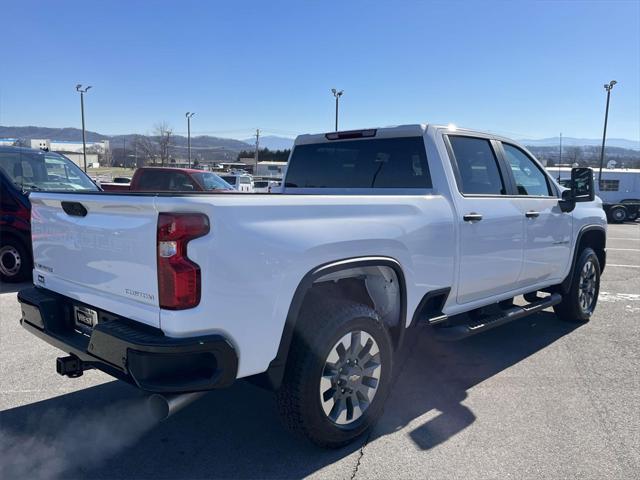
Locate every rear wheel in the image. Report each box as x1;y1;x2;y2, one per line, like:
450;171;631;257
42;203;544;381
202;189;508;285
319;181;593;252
554;248;600;323
276;301;393;448
608;205;627;223
0;238;31;283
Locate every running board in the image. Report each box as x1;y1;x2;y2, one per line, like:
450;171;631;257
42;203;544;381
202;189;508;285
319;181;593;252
433;293;562;341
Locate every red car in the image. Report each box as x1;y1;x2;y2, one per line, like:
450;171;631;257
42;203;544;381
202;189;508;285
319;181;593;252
0;146;99;282
100;167;234;192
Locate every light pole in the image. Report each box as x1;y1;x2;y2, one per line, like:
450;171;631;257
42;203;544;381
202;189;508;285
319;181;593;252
598;80;617;185
76;84;92;172
331;88;343;131
185;112;195;168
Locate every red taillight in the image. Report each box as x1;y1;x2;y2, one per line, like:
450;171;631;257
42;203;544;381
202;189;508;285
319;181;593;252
157;213;210;310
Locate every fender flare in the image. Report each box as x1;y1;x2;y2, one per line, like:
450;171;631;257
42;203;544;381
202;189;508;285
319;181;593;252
257;256;407;390
560;225;607;293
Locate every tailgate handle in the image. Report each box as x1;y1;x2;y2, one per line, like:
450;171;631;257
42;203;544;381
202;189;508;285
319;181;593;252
61;201;88;217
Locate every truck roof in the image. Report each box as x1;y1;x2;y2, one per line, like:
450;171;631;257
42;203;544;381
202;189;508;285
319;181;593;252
293;123;519;145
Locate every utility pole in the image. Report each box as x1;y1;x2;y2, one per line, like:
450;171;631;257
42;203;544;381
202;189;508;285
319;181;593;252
75;84;92;172
254;128;260;175
558;132;562;180
331;88;344;131
599;80;617;186
123;137;126;167
185;112;195;168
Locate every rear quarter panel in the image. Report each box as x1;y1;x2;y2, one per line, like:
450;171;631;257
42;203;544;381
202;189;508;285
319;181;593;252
155;193;455;377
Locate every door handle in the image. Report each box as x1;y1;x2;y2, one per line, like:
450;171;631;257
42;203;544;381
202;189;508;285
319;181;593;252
525;211;540;218
463;212;483;222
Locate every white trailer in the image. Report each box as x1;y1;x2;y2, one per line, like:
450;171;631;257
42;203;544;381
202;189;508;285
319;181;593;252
548;167;640;222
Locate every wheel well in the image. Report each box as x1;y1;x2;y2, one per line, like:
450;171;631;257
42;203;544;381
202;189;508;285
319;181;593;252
578;229;606;273
254;258;406;391
0;229;30;252
559;227;606;294
304;265;404;349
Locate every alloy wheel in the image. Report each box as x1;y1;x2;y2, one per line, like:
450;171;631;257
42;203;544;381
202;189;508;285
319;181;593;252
0;246;22;278
319;330;382;426
578;260;597;314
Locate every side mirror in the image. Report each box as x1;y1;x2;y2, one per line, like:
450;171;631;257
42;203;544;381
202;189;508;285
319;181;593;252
559;188;575;213
571;167;595;202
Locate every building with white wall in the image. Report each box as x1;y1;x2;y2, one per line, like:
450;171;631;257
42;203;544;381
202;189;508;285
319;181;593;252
30;139;109;154
256;161;287;178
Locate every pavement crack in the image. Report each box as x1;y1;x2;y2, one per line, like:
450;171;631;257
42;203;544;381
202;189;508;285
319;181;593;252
350;432;369;480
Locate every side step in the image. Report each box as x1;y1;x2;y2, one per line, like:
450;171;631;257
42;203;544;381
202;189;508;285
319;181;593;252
433;293;562;341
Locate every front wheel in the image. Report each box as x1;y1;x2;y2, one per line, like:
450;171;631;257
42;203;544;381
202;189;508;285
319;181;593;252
276;301;393;448
0;238;31;283
554;248;601;322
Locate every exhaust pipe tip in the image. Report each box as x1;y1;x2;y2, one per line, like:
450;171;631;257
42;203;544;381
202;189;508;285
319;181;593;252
147;391;208;421
147;394;170;421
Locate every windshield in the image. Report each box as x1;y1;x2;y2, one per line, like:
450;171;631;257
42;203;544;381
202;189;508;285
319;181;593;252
0;150;98;192
193;172;234;191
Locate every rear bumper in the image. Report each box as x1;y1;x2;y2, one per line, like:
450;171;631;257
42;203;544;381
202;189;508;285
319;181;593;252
18;286;238;393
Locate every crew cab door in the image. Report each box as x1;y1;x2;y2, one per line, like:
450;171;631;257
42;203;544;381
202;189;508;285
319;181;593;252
446;135;524;304
497;142;572;284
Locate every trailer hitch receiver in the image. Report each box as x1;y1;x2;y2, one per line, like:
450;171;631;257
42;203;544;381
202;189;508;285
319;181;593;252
56;355;88;378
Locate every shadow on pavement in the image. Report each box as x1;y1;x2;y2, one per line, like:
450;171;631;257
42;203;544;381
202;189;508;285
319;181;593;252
0;312;580;479
375;312;580;450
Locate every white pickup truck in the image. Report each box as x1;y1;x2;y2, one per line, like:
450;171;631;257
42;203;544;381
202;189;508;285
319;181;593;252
18;124;607;447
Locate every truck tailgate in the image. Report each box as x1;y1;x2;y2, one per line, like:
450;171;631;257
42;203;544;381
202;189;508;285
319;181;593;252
30;193;161;327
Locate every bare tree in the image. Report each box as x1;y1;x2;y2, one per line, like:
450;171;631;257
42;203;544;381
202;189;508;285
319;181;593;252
154;122;173;166
133;135;156;166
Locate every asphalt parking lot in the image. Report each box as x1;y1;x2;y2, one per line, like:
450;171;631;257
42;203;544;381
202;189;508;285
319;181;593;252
0;222;638;480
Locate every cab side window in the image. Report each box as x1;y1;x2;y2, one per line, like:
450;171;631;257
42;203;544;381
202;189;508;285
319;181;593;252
502;143;552;196
448;136;506;195
168;173;196;191
137;171;171;190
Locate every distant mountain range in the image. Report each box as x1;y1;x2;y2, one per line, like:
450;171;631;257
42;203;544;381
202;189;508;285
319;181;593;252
518;136;640;150
0;126;253;152
1;126;638;152
242;135;294;151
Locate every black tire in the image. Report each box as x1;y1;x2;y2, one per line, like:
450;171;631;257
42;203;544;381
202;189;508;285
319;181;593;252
0;237;31;283
553;248;600;323
626;209;638;221
608;205;627;223
276;300;393;448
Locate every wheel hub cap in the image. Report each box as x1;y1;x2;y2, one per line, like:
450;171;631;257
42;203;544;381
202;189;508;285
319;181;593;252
320;330;381;425
0;246;21;277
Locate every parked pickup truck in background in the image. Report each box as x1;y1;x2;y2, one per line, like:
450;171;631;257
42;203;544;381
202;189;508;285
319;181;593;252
0;146;99;282
100;166;234;192
18;124;607;447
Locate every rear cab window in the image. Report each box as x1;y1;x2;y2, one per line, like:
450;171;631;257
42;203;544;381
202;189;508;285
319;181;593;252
137;170;197;191
285;137;431;190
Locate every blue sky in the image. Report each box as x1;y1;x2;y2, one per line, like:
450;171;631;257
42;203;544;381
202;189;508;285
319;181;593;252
1;0;638;140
